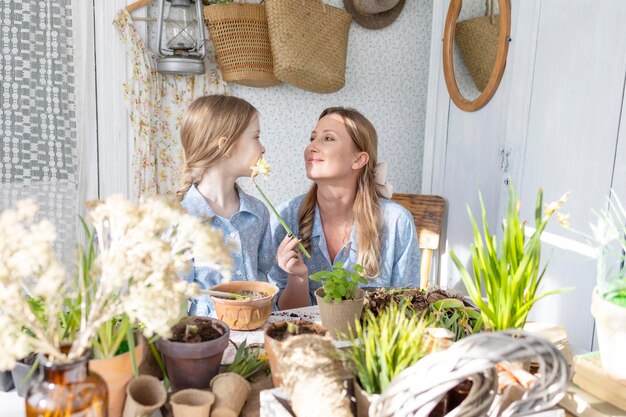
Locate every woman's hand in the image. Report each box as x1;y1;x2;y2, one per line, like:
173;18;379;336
276;234;308;278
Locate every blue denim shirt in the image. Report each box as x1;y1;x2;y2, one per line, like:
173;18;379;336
181;184;273;316
268;195;420;305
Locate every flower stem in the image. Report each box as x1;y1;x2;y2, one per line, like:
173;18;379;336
126;325;138;377
254;184;311;258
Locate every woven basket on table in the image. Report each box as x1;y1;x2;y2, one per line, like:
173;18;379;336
455;0;500;91
204;3;280;88
265;0;352;94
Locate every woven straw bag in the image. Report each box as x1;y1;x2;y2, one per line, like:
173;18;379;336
265;0;352;94
455;0;500;91
204;2;281;88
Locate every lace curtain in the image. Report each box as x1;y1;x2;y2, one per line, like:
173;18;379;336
0;0;79;262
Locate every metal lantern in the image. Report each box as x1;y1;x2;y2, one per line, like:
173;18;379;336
156;0;206;75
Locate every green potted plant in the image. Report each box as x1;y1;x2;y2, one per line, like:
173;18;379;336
344;302;431;417
450;185;571;331
589;193;626;380
311;262;368;340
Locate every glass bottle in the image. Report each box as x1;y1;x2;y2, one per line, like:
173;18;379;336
25;352;108;417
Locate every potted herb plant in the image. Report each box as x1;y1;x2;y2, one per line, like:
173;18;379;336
450;186;571;332
311;262;368;340
344;302;431;417
589;193;626;380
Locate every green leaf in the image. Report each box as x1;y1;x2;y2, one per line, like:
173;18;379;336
451;184;569;331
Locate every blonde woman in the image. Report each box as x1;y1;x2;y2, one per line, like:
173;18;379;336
270;107;420;309
178;95;272;316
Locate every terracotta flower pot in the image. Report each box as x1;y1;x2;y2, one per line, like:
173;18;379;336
90;341;144;417
123;375;166;417
264;320;328;387
209;281;279;330
210;372;251;417
315;287;365;340
170;388;215;417
156;317;230;392
591;286;626;381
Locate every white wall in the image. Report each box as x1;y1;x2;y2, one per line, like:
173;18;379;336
424;0;626;350
93;0;433;203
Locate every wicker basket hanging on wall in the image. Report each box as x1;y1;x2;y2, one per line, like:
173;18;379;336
204;2;281;88
265;0;352;94
455;0;500;92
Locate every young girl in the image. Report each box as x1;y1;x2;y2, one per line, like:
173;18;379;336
269;107;420;309
177;95;273;316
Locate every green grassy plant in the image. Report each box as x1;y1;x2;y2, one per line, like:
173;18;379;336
226;340;267;380
450;186;571;331
345;303;430;394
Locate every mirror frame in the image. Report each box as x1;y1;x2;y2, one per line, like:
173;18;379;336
442;0;511;112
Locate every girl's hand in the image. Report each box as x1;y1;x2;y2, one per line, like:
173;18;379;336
276;235;308;278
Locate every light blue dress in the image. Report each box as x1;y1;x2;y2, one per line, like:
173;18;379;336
181;184;273;316
268;195;420;305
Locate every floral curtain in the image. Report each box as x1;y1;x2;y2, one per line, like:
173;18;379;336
0;0;79;261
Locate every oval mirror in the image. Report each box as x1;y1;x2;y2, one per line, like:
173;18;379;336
443;0;511;111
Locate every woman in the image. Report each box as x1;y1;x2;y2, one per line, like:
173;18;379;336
269;107;420;309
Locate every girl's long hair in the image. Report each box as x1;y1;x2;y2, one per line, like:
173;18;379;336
176;95;257;201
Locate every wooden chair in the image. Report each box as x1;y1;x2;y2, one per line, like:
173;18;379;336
391;193;446;289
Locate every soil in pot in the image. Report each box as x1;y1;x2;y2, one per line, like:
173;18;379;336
214;290;269;300
266;320;326;341
169;318;222;343
364;287;465;317
156;317;230;392
264;320;328;387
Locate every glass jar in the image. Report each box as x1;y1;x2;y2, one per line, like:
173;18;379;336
25;352;108;417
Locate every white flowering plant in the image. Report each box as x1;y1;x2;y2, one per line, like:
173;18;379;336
0;196;233;371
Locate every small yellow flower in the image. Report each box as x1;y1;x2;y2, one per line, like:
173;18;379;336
250;158;271;178
557;212;570;228
545;191;571;216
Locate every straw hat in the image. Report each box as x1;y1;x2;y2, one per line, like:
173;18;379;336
343;0;406;30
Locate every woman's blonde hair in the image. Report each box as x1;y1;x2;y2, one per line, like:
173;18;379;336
298;107;383;279
176;95;258;201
